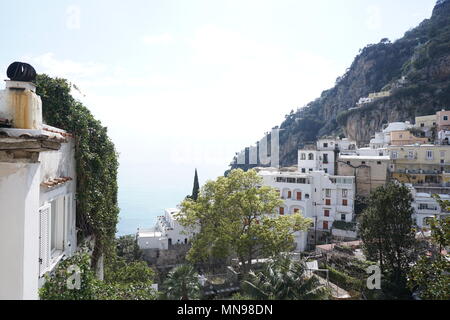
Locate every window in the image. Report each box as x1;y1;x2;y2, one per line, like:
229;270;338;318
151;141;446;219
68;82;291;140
323;221;329;230
426;150;434;160
441;151;446;158
287;178;296;183
50;200;57;253
39;195;73;277
301;153;306;160
420;123;425;128
342;189;348;198
392;151;398;159
361;161;366;165
444;116;448;121
49;198;66;257
297;178;307;184
308;153;314;160
279;207;285;215
418;203;438;211
325;189;331;197
323;154;329;164
324;168;328;174
323;143;328;148
342;199;348;206
408;151;414;159
309;168;313;172
341;214;346;221
301;168;306;173
324;210;330;217
296;192;302;201
287;191;292;199
325;199;331;205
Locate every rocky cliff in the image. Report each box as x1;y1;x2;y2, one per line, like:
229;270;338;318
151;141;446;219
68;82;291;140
230;0;450;169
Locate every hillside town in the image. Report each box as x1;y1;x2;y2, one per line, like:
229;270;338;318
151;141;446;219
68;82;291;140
140;110;450;247
0;64;449;300
135;110;450;299
1;0;450;304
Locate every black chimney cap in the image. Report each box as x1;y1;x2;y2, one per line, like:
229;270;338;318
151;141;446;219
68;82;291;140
7;62;37;82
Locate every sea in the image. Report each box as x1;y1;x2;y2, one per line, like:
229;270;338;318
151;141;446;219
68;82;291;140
116;161;227;236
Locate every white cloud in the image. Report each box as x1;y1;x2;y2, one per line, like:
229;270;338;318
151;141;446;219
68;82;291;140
366;5;382;31
142;33;174;45
24;52;106;79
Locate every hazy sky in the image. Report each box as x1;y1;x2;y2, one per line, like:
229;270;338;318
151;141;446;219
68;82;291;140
0;1;437;227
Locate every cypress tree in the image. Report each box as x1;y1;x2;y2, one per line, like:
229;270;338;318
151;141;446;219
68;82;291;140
191;169;200;201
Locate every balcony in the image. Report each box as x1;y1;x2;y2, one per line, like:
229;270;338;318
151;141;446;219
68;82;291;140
337;206;352;212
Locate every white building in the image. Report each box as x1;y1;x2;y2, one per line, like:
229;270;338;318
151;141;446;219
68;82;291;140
257;168;356;251
298;138;357;175
437;130;450;145
369;121;413;148
0;80;77;300
407;185;450;229
356;91;391;106
137;208;195;250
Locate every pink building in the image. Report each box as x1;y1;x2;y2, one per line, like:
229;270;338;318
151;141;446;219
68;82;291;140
437;110;450;131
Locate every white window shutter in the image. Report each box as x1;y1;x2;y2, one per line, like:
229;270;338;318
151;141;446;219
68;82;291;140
39;204;51;277
64;195;72;250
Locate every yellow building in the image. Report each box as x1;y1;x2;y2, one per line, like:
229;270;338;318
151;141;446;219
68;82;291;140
415;114;437;128
390;130;429;146
368;91;391;99
389;145;450;185
337;155;390;197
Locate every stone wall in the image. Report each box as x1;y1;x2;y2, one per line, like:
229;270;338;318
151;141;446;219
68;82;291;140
142;244;190;268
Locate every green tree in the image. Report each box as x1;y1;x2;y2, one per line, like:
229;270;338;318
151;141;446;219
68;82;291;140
178;169;312;274
160;264;201;300
241;257;329;300
359;183;418;299
105;259;155;285
115;235;143;263
39;249;98;300
40;250;156;300
408;195;450;300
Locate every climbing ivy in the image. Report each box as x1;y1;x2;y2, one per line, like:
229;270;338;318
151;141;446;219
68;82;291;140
35;74;120;266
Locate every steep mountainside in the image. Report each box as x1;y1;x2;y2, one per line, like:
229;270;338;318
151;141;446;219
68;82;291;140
230;0;450;168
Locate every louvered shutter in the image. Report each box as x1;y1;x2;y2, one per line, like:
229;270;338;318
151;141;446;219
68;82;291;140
64;195;72;250
39;204;51;277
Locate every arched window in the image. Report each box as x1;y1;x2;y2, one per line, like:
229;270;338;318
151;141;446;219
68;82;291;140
308;153;314;160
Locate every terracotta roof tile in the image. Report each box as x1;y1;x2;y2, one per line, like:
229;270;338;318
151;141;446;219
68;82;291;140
41;176;73;189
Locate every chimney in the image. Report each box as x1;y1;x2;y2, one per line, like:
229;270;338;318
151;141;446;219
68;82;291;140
0;62;42;130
